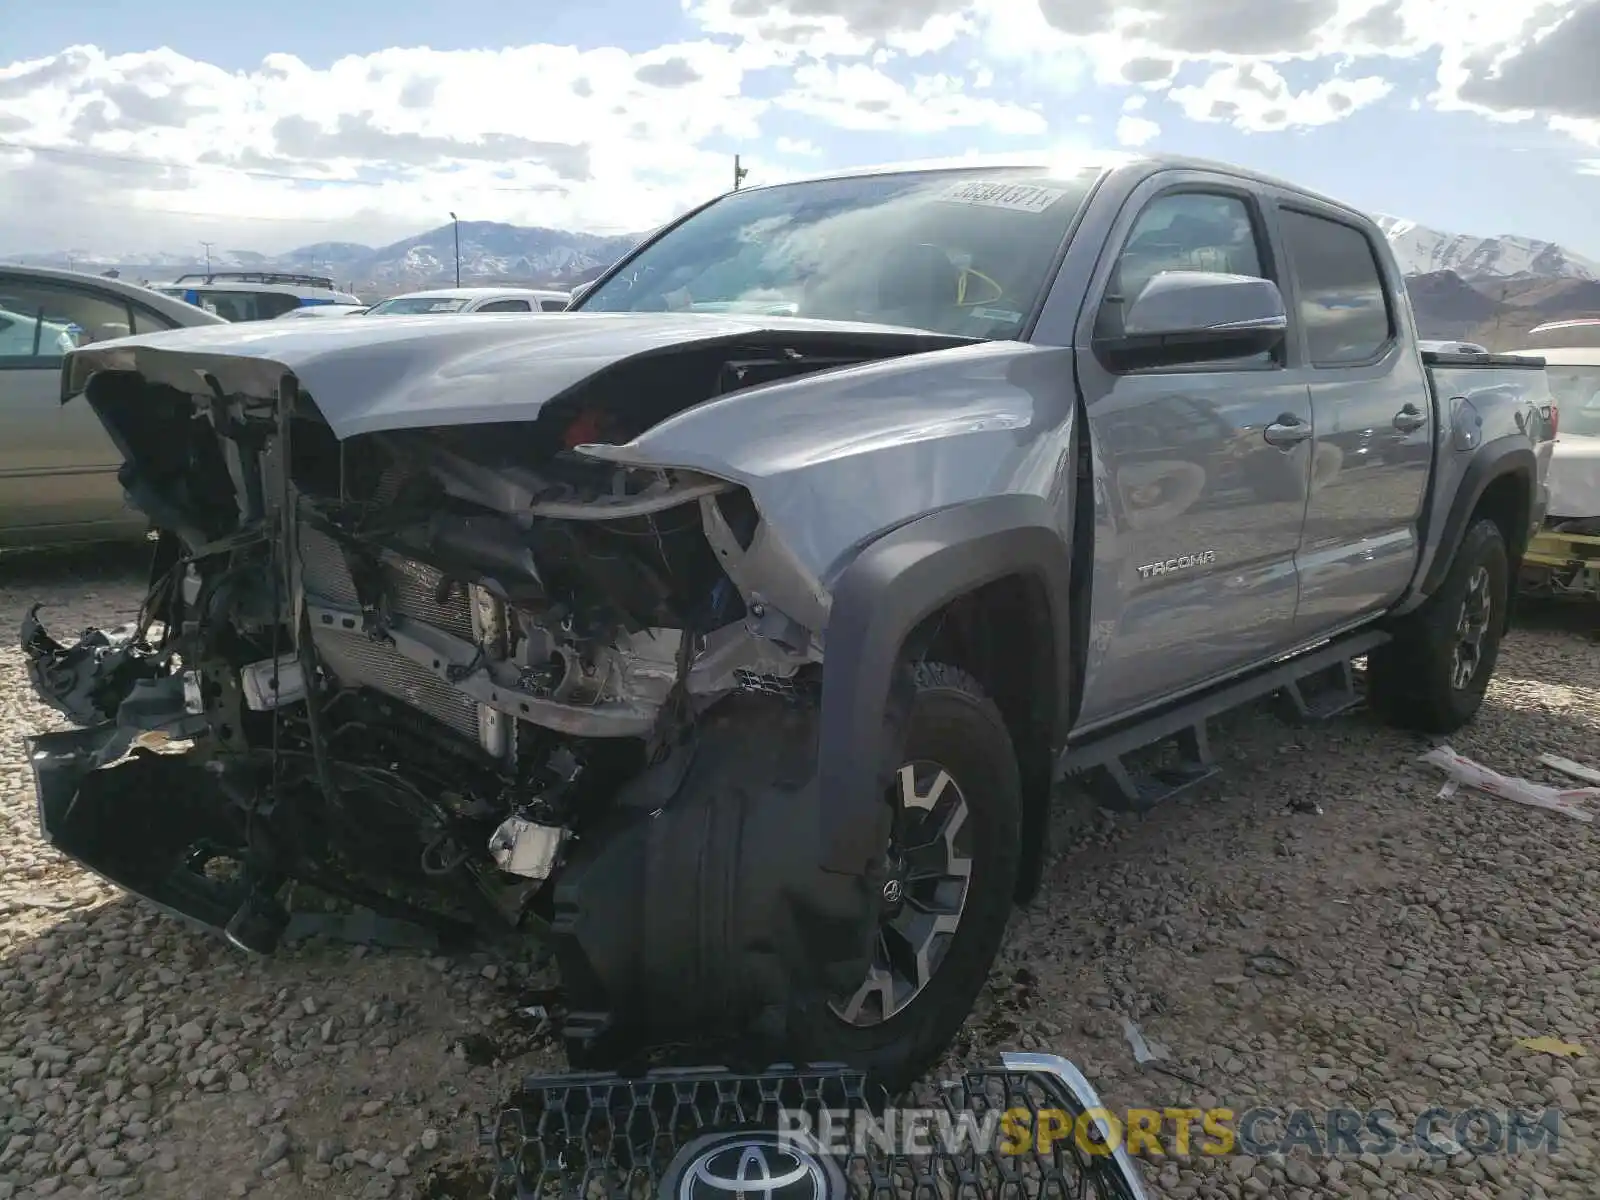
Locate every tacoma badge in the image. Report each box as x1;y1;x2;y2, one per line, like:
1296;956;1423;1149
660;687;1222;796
1137;550;1217;580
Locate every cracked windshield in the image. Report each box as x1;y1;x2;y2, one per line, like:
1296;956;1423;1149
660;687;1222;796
1;1;1597;1198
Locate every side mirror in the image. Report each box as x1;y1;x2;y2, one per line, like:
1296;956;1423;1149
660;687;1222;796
1096;271;1287;371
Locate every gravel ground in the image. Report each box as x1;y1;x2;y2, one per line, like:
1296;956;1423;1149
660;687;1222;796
1;545;1597;1200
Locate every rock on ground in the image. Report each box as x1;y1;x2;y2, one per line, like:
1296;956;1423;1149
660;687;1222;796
2;545;1598;1199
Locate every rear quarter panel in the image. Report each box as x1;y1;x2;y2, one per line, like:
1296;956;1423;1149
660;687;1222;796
1404;355;1550;603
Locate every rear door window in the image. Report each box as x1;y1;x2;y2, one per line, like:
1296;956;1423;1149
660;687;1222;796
191;290;259;321
1278;209;1394;366
255;293;301;319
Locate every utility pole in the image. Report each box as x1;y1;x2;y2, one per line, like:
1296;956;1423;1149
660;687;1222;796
449;212;461;287
200;241;214;274
733;155;748;191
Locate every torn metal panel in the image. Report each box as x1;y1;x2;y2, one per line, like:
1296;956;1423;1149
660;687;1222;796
62;314;970;437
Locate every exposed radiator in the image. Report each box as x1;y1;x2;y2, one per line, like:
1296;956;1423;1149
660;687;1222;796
387;557;475;642
297;524;359;606
311;626;482;742
298;525;474;641
297;523;484;742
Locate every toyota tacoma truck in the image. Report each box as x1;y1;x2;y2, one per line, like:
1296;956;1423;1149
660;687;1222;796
21;154;1552;1090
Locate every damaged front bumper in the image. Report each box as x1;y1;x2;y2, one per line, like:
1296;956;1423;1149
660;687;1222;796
27;726;256;941
18;328;926;1077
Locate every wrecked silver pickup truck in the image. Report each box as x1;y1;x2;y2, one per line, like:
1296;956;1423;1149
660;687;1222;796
22;154;1550;1090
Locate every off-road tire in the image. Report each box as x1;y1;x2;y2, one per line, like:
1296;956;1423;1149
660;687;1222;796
786;660;1022;1092
1367;517;1509;734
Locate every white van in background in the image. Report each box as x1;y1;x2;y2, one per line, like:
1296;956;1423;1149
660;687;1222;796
148;271;365;321
363;286;571;315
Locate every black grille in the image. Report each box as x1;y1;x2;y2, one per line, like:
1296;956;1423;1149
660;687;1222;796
481;1063;1147;1200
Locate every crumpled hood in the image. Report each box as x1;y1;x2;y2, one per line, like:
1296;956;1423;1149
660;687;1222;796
1549;432;1600;519
62;311;966;440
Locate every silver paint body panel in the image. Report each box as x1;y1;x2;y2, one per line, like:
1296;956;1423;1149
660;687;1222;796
56;153;1550;737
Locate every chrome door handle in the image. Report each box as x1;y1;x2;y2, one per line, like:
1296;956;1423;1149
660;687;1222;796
1262;414;1312;448
1393;404;1428;434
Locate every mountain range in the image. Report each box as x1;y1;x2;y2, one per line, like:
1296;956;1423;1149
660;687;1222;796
10;215;1600;349
8;221;645;299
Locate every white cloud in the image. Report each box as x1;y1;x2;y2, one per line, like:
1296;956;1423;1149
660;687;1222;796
680;0;1600;157
684;0;974;61
1428;0;1600;149
1169;62;1393;131
776;63;1048;134
5;0;1599;257
0;42;779;253
0;36;1062;255
1116;114;1161;145
1551;116;1600;148
775;136;824;155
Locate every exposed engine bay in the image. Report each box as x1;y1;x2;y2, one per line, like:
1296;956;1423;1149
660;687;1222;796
20;330;932;1065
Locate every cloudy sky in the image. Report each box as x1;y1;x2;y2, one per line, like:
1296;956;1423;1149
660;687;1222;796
2;0;1597;258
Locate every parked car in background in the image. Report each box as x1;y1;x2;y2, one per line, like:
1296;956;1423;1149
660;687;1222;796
364;286;571;315
1419;339;1489;355
146;271;364;321
0;265;227;547
274;303;371;319
1524;318;1600;349
1515;344;1600;602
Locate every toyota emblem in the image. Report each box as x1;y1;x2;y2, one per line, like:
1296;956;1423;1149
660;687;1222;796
663;1131;842;1200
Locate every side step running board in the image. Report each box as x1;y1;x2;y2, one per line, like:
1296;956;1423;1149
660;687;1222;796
1279;656;1365;722
1059;629;1388;812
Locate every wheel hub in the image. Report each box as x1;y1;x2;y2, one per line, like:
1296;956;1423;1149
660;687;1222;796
830;761;974;1028
1451;565;1493;690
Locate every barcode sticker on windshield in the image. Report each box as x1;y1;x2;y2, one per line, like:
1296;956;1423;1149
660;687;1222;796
938;180;1068;213
971;306;1024;325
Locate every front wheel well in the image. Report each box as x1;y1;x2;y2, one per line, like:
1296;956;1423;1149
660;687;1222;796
907;574;1057;905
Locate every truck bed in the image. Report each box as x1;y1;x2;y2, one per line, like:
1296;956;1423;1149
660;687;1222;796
1423;349;1553;443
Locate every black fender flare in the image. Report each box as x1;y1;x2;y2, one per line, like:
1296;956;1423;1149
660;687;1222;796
816;494;1074;876
1416;439;1536;601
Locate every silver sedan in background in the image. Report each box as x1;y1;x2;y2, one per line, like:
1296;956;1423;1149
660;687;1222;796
0;265;226;548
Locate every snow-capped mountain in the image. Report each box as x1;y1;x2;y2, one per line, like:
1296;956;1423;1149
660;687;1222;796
12;247;276;272
10;213;1600;349
1375;215;1600;283
348;222;641;290
7;221;645;295
18;214;1599;291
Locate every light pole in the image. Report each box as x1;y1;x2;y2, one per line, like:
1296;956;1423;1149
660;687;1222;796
733;155;748;191
449;212;460;287
200;241;214;274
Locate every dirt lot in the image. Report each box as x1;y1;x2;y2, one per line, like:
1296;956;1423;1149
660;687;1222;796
1;545;1597;1200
